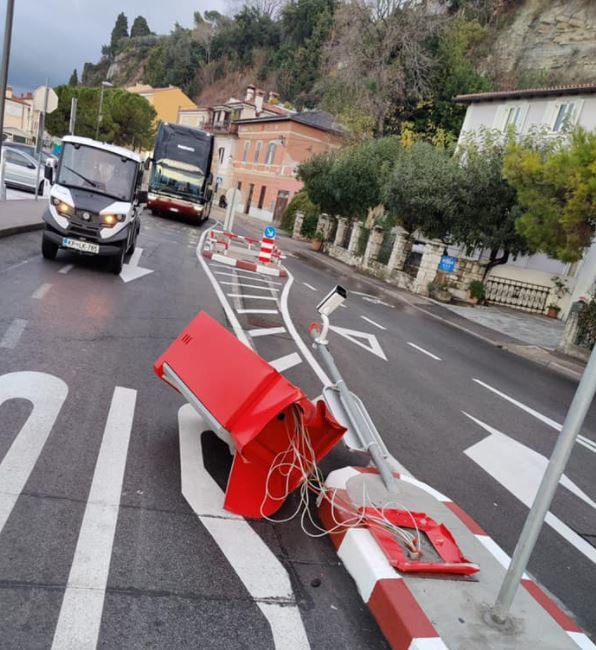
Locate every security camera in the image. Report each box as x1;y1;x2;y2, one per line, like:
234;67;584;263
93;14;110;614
317;285;347;316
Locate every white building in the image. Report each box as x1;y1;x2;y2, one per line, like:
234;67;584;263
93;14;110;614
455;84;596;317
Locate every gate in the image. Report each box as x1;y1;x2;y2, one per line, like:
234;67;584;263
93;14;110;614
484;276;550;313
341;220;353;249
377;231;396;266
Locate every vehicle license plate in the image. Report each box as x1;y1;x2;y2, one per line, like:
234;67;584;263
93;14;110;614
62;238;99;254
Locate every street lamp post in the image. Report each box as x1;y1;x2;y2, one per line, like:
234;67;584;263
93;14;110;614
95;81;113;141
0;0;16;201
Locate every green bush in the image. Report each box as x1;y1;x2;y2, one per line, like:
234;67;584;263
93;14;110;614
469;280;485;300
301;213;319;239
280;190;317;233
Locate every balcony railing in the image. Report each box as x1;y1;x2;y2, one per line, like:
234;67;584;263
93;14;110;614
204;121;238;135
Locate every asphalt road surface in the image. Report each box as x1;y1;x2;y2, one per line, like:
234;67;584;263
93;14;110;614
0;209;594;648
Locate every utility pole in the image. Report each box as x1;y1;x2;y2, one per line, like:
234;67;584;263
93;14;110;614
69;97;78;135
34;82;49;200
0;0;16;201
95;80;112;141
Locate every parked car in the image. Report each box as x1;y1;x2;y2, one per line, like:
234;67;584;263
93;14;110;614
5;142;57;166
3;147;45;194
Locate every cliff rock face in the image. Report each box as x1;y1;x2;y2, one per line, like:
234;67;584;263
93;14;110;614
107;50;146;87
487;0;596;83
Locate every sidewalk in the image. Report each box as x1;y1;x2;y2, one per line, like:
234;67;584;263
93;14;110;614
227;212;585;382
0;199;45;238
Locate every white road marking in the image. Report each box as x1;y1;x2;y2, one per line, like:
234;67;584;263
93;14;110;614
52;386;137;650
352;291;395;308
220;281;280;292
0;319;27;349
197;229;252;349
270;352;302;372
473;378;596;454
0;372;68;535
302;282;317;292
463;411;596;565
58;264;74;274
407;342;441;361
1;258;31;274
248;326;286;338
119;247;154;283
32;282;52;299
280;269;331;387
227;293;277;301
178;406;310;649
360;316;386;331
237;308;279;315
329;325;387;361
214;270;281;285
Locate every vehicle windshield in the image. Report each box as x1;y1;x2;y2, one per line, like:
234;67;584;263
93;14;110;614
150;159;205;200
57;143;137;201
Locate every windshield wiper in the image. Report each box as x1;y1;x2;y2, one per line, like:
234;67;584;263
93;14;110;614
64;166;97;188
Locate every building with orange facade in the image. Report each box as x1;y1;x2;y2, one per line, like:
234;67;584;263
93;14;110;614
233;111;345;223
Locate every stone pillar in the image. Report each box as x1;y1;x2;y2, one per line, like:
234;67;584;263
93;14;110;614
413;239;444;296
317;213;334;241
334;217;348;246
348;221;362;255
363;225;385;267
386;226;411;273
293;211;304;239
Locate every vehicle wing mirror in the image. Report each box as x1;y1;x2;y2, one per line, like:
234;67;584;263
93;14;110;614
137;190;148;204
27;162;36;169
44;164;54;183
144;157;152;171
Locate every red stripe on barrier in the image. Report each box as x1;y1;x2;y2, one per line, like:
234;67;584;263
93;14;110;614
521;580;582;632
368;579;440;650
444;501;487;536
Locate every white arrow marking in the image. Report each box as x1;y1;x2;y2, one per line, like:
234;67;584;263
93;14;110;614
462;411;596;564
178;405;310;649
0;372;68;535
329;325;387;360
351;291;395;308
119;247;154;283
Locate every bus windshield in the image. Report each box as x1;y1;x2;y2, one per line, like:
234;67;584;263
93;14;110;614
58;143;137;201
150;159;205;200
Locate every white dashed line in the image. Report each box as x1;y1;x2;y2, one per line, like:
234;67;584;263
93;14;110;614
220;281;280;292
303;282;317;291
360;316;386;331
58;264;74;274
270;352;303;372
32;283;52;299
407;342;442;361
0;319;27;349
248;326;286;338
214;270;281;285
237;309;279;315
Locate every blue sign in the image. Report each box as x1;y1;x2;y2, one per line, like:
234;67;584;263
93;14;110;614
264;225;277;239
438;255;457;273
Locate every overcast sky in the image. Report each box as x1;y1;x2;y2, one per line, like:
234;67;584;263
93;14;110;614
1;0;225;93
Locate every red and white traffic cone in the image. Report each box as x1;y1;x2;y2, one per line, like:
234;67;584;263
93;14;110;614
258;237;275;264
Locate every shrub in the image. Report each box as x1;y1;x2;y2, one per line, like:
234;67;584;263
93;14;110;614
469;280;485;300
301;213;319;239
280;190;317;233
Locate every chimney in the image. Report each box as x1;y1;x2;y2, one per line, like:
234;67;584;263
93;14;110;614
245;85;256;103
268;91;279;103
255;88;265;115
6;86;13;98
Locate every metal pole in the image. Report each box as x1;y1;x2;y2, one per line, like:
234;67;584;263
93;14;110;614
0;0;16;198
95;84;105;140
491;344;596;622
69;96;77;135
34;83;49;200
311;329;398;493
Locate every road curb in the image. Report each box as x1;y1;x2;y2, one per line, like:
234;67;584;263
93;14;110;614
202;250;288;277
319;466;591;650
0;222;43;239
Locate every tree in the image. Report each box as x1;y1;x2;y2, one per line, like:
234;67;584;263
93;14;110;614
383;141;456;239
131;15;151;38
504;128;596;263
68;69;78;86
46;86;156;149
110;12;129;57
451;128;530;273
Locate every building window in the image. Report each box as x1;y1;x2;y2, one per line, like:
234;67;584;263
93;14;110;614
265;143;277;165
254;141;262;163
237;181;242;191
504;106;522;130
242;141;249;162
258;186;267;209
553;102;576;132
218;147;225;164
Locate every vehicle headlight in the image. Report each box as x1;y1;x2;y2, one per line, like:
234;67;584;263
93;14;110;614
101;214;125;227
51;197;74;217
148;193;157;200
194;205;204;212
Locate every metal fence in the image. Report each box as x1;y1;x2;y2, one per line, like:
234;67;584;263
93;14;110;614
356;227;370;257
377;231;396;265
484;276;550;313
340;221;353;249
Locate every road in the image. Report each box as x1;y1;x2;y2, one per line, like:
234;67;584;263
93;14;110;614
0;209;594;647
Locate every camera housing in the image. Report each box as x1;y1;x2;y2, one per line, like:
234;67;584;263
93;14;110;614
317;285;347;317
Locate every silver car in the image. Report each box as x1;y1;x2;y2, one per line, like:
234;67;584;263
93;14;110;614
4;147;44;193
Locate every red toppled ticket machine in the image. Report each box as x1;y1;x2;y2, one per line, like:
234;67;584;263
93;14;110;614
154;311;346;518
